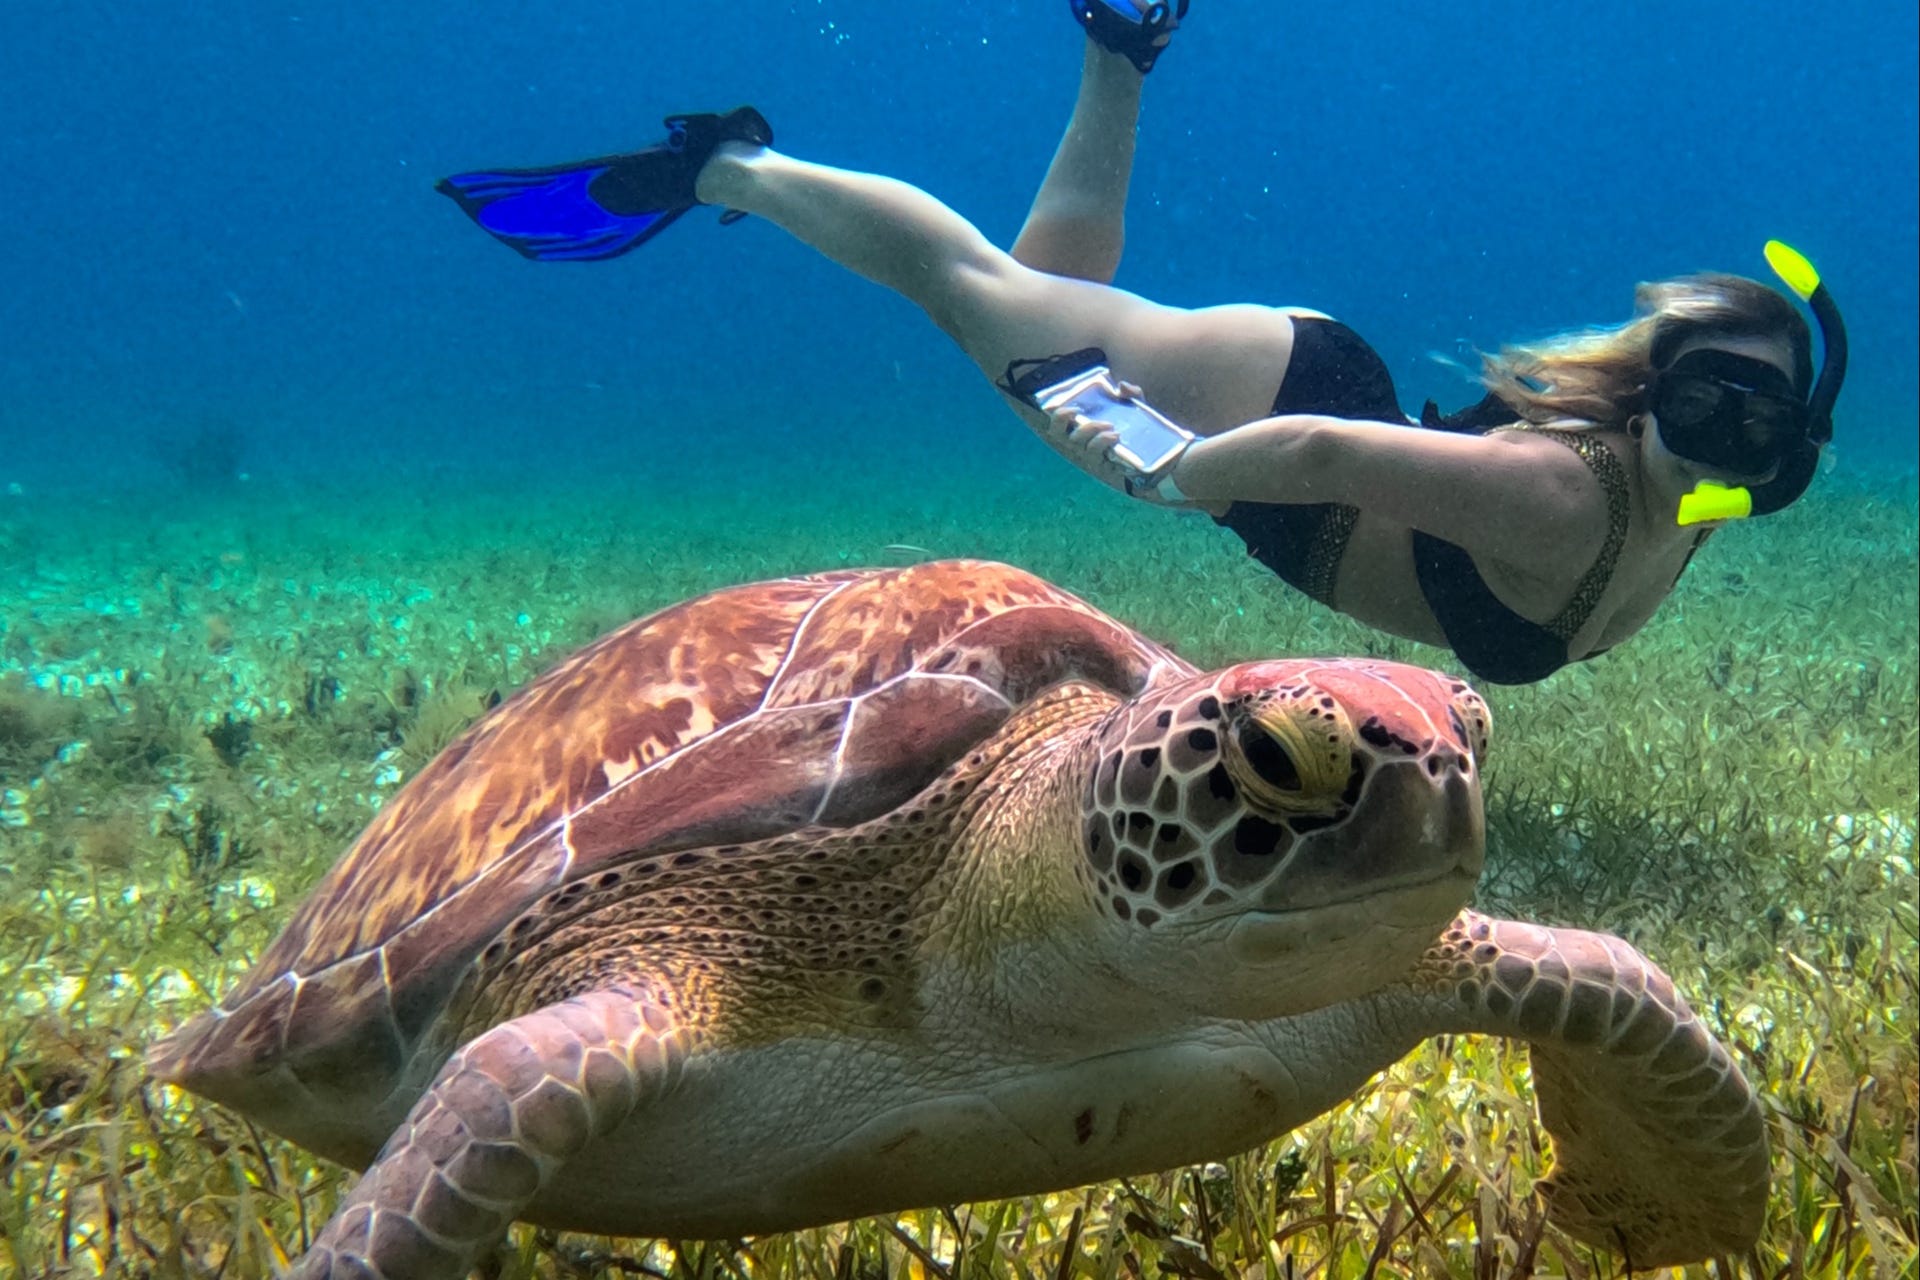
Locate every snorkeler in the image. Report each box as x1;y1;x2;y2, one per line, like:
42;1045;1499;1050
436;0;1846;685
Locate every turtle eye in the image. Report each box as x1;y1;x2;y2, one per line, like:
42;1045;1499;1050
1449;685;1492;768
1235;721;1301;793
1222;694;1352;814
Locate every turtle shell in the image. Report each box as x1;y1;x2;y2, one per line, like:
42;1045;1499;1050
153;560;1187;1109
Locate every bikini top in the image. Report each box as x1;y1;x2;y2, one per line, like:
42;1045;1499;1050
1414;394;1682;684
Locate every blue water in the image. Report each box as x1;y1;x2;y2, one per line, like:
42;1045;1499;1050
2;0;1915;488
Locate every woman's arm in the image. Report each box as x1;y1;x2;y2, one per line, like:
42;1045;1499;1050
1047;406;1609;572
1174;413;1607;566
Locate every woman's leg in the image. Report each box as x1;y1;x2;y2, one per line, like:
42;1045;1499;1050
1009;43;1147;283
694;146;1131;375
694;146;1294;436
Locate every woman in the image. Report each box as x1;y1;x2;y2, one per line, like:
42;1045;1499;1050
436;2;1845;684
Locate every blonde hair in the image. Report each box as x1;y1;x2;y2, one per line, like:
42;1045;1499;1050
1480;273;1813;428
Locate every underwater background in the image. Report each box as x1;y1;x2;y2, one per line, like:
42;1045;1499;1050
1;1;1916;1277
2;0;1916;488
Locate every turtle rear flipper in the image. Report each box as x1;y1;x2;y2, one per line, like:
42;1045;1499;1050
1405;911;1767;1266
293;987;686;1280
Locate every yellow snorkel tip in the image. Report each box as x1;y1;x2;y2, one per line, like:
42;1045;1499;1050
1677;481;1754;526
1764;239;1821;301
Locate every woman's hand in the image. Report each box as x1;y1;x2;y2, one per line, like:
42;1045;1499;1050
1040;397;1199;507
1042;405;1134;495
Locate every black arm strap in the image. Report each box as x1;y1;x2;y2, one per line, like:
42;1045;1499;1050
998;347;1109;408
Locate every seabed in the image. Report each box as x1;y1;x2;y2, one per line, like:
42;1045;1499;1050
1;446;1914;1278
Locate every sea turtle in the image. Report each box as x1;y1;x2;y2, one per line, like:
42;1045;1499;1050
150;560;1768;1277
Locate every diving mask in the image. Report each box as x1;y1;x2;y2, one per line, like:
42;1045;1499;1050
1653;348;1807;476
1663;240;1848;523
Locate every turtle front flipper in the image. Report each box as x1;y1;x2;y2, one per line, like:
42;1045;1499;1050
291;987;687;1280
1408;910;1768;1267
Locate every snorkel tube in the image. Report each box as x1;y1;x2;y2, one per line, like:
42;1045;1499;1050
1680;240;1848;524
1763;239;1848;449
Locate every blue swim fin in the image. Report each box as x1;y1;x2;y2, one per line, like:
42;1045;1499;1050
1069;0;1189;74
436;107;773;262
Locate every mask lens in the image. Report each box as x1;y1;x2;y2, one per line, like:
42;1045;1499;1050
1743;393;1801;443
1656;376;1730;429
1655;354;1808;474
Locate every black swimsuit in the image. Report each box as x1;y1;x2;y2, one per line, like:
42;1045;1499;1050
1212;316;1638;685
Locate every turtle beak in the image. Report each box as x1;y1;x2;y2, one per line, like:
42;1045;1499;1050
1250;758;1482;916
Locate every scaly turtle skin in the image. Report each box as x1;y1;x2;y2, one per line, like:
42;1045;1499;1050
149;560;1768;1277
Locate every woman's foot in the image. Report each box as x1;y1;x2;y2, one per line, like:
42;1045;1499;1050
601;107;773;214
1069;0;1188;75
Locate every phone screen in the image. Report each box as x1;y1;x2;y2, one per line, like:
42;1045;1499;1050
1038;370;1195;475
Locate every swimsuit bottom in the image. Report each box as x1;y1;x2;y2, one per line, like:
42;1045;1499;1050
1210;316;1402;610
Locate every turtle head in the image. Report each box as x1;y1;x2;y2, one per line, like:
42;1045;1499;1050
1079;658;1488;1020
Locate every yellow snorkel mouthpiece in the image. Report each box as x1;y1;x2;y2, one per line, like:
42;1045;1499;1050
1677;481;1753;526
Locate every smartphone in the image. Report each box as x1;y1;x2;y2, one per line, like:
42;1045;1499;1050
1034;366;1196;477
